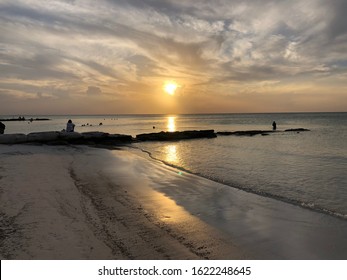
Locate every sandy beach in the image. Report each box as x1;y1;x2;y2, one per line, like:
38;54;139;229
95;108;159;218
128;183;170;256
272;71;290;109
0;144;249;260
1;144;347;260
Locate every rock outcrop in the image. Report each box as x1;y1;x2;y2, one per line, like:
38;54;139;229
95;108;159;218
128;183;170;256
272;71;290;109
284;128;310;132
27;131;61;142
0;117;50;121
0;128;310;145
217;128;310;136
217;130;275;136
0;131;133;145
136;130;217;141
0;134;27;144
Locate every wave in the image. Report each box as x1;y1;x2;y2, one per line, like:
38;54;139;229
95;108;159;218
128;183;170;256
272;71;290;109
128;146;347;221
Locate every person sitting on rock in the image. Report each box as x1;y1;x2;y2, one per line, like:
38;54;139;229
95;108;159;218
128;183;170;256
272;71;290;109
66;119;75;132
0;121;5;134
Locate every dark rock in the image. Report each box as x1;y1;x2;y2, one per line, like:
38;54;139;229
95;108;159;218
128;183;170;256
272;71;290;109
218;128;310;136
217;130;274;136
0;117;50;121
216;131;234;136
136;130;216;141
34;118;50;121
0;131;133;145
80;132;133;144
0;127;310;145
27;131;60;142
0;134;27;144
284;128;310;132
81;131;109;139
59;132;84;141
106;134;133;143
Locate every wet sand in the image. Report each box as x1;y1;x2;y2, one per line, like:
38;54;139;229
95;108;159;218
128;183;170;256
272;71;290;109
0;144;248;259
1;144;346;260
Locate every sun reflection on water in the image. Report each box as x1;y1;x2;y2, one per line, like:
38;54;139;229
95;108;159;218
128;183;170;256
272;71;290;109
166;144;178;164
167;116;176;132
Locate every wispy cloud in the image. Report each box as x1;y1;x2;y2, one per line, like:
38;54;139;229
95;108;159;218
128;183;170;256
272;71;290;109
0;0;346;114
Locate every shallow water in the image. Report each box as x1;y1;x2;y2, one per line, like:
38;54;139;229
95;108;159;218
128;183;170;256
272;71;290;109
134;113;347;218
2;112;347;218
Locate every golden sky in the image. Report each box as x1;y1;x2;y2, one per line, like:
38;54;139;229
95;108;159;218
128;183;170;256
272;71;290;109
1;0;347;114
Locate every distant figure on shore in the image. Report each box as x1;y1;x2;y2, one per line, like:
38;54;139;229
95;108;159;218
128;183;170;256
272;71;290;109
0;121;5;134
272;121;277;131
66;119;75;132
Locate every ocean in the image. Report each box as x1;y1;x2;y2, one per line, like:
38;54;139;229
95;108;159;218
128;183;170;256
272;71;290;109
2;112;347;219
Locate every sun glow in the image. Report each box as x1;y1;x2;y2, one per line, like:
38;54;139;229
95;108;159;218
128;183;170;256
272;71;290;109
164;82;178;95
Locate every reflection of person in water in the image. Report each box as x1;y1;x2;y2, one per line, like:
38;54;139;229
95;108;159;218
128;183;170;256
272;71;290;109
272;121;277;131
0;121;5;134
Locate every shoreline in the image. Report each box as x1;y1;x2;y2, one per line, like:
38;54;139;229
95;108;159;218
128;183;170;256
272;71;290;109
0;144;250;260
130;145;347;221
123;146;347;259
1;144;346;259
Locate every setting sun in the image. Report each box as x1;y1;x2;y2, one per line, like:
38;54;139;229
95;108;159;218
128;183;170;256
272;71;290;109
164;82;178;95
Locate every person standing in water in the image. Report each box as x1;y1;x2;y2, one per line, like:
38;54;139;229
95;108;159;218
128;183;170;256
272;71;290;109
272;121;277;131
66;119;75;132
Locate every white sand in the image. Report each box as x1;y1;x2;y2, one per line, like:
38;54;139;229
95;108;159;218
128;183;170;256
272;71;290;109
0;144;346;260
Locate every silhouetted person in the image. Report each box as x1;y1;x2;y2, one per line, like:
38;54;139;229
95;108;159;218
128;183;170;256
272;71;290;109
0;122;5;134
272;121;277;131
66;119;75;132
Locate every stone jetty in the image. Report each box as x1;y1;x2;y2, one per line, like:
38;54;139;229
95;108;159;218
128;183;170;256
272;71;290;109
0;131;133;145
136;130;217;141
0;128;310;145
217;130;274;136
217;128;311;137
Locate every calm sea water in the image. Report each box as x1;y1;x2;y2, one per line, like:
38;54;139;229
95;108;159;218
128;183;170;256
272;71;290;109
2;113;347;218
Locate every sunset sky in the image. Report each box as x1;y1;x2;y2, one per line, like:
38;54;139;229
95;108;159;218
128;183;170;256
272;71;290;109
1;0;346;114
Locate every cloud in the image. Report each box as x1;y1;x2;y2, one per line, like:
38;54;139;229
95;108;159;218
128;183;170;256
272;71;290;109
0;0;346;114
86;86;102;95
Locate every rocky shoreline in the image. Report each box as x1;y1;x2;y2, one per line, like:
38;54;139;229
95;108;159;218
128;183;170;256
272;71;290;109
0;128;310;145
136;129;216;141
0;117;50;122
217;128;310;137
0;131;132;145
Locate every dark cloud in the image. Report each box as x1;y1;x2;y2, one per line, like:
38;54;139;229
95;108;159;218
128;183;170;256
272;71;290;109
0;54;77;81
328;0;347;38
86;86;102;95
0;3;62;24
